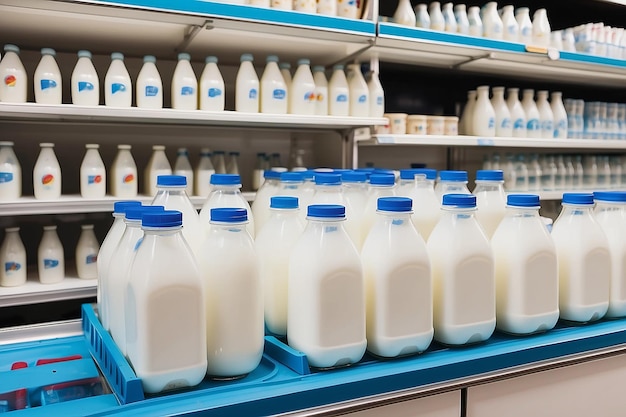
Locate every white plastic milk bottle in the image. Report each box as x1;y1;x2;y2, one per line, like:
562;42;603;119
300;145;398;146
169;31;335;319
472;86;496;137
125;210;207;393
552;193;611;322
0;141;21;201
255;196;305;337
111;144;138;198
0;227;27;287
38;225;65;284
34;48;62;105
551;91;568;139
75;224;99;279
235;54;259;113
288;204;366;368
199;56;225;111
194;148;215;197
136;55;163;109
80;144;106;199
361;197;433;358
594;191;626;318
171;53;197;110
0;44;27;103
279;62;292;106
251;170;281;234
105;52;132;107
199;174;255;238
278;172;310;220
368;71;385;118
33;143;62;200
328;65;350;117
491;194;559;334
521;89;541;138
144;145;172;197
347;64;369;117
427;194;495;345
289;59;316;115
173;148;194;195
71;50;99;106
491;87;512;137
199;208;263;377
434;170;470;200
396;169;440;241
472;170;507;239
260;55;288;114
506;87;527;138
341;171;369;227
312;66;328;116
361;173;396;245
536;90;554;139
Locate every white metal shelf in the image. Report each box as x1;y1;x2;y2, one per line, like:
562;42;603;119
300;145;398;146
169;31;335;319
0;273;96;308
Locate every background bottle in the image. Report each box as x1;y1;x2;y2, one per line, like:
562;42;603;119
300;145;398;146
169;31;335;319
295;0;316;13
394;0;416;26
317;0;337;15
194;148;215;197
312;66;328;116
174;148;194;195
551;92;568;139
136;55;163;109
347;64;369;117
482;2;503;40
80;144;106;199
76;224;99;279
34;48;62;105
459;90;476;135
491;87;512;137
0;44;27;103
516;7;533;44
200;56;225;111
337;0;358;18
328;65;349;116
467;6;483;37
0;141;22;201
260;55;288;114
227;151;240;175
105;52;132;107
536;90;554;139
236;54;259;113
415;4;431;29
472;86;496;136
367;71;385;118
38;225;64;284
289;59;316;115
521;89;541;138
33;143;62;200
532;8;551;48
0;227;27;287
111;144;138;198
144;145;172;196
271;0;292;9
171;52;197;110
454;5;470;35
212;151;227;174
429;2;445;31
507;88;527;138
71;50;99;106
500;5;519;42
442;2;457;33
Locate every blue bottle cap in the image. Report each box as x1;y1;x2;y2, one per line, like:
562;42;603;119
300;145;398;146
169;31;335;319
270;196;299;209
369;173;395;186
412;168;437;180
442;193;476;208
399;169;423;180
111;52;124;61
312;65;325;73
143;55;156;63
439;170;468;182
210;207;248;223
266;55;279;63
264;170;282;180
177;52;191;61
507;194;540;208
342;171;368;183
280;172;303;182
77;50;92;59
562;193;594;205
205;56;218;64
301;170;315;181
210;174;241;186
315;173;342;185
307;204;345;219
240;53;254;62
125;205;165;221
41;48;56;56
157;175;187;187
378;197;412;212
297;58;310;66
476;170;504;181
594;191;626;202
4;44;19;54
113;200;142;214
279;62;291;70
142;210;182;228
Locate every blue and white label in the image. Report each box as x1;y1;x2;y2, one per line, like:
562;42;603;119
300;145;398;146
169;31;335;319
358;94;367;103
208;88;222;98
40;79;57;90
501;118;512;129
527;119;540;131
44;259;59;269
248;88;257;99
86;254;97;264
112;83;127;94
488;117;495;129
542;120;553;132
376;96;384;106
5;262;20;273
78;81;94;92
507;25;517;35
521;27;531;37
513;118;525;130
145;86;159;97
0;172;13;183
272;89;286;100
336;94;348;103
181;86;194;96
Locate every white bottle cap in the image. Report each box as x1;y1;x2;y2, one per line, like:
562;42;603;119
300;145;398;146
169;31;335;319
205;56;218;64
111;52;124;61
77;50;92;59
178;52;191;61
143;55;156;63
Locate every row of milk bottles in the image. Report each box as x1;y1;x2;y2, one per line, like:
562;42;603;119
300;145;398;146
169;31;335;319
243;0;360;19
460;86;568;139
0;224;100;287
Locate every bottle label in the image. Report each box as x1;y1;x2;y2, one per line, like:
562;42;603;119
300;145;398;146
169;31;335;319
0;172;13;183
521;27;532;37
78;81;94;92
507;25;517;35
145;86;159;97
542;120;553;132
86;254;97;264
112;83;127;94
181;86;194;96
488;117;495;129
44;259;59;269
336;94;348;103
40;79;58;90
248;88;258;99
5;262;21;273
376;96;384;106
304;92;316;102
123;173;135;183
513;118;525;130
208;88;222;98
527;119;540;131
316;93;325;102
41;174;54;186
4;75;16;87
501;118;512;129
88;175;103;185
272;89;286;100
358;94;367;103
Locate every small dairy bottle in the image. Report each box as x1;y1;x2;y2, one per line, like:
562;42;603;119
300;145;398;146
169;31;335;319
521;89;541;138
427;194;495;345
442;2;457;33
0;227;26;287
125;210;207;393
367;71;384;118
212;151;227;174
515;7;533;45
71;50;99;106
80;144;106;199
173;148;194;195
467;6;483;37
76;224;99;279
260;55;288;114
506;88;526;138
111;145;138;198
361;173;397;244
251;153;267;192
199;174;255;238
38;225;65;284
105;52;132;107
536;90;554;139
34;48;62;105
481;2;503;40
490;87;512;137
171;53;197;110
279;62;292;104
251;170;281;234
328;65;350;117
199;56;225;111
288;205;366;368
454;5;470;35
289;59;316;115
337;0;358;18
317;0;337;15
279;172;310;221
235;54;259;113
195;148;215;197
271;0;292;10
552;193;611;322
136;55;163;109
226;152;240;175
397;169;440;241
0;44;27;103
459;90;477;135
532;8;551;48
472;170;506;239
144;145;172;197
347;64;369;117
0;141;21;201
429;2;445;31
500;5;519;42
434;170;470;200
415;4;431;29
362;197;433;357
551;91;568;139
472;86;496;137
492;194;559;334
312;66;328;116
394;0;416;26
33;143;62;200
594;191;626;318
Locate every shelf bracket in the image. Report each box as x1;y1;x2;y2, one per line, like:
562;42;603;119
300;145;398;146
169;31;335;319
175;22;208;54
452;52;493;70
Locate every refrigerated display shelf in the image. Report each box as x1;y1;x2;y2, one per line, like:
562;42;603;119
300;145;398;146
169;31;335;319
0;274;96;308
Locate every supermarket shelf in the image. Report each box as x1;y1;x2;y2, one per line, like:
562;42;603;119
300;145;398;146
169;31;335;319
0;273;96;308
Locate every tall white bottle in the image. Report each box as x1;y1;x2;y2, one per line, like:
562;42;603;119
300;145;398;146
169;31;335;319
260;55;288;114
472;86;496;137
0;227;27;287
367;71;385;118
144;145;172;197
506;88;527;138
80;144;106;199
415;4;431;29
33;143;62;200
312;66;329;116
289;59;316;115
235;54;259;113
481;2;503;40
111;144;138;198
491;86;512;137
251;170;281;234
0;141;21;201
0;44;27;103
551;91;568;139
442;2;457;33
394;0;416;26
500;5;519;42
515;7;533;45
173;148;194;195
328;65;350;117
76;224;99;279
532;8;551;48
34;48;62;105
226;152;240;175
454;5;470;35
521;89;541;138
38;225;64;284
171;53;198;110
199;56;225;111
199;174;255;238
459;90;477;135
194;148;215;197
429;2;445;31
105;52;132;107
279;62;292;102
467;6;483;37
472;170;506;239
136;55;163;109
212;151;227;174
397;168;440;241
536;90;554;139
347;64;369;117
71;50;99;106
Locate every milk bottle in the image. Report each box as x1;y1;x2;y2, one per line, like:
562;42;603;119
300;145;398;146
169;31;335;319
594;191;626;318
312;66;328;116
105;52;132;107
33;143;62;200
328;65;350;117
227;152;240;175
429;2;445;31
71;50;99;106
136;55;163;109
427;194;495;345
361;173;396;244
337;0;358;18
34;48;62;105
473;170;506;239
347;64;369;117
0;227;26;287
491;194;559;334
171;53;197;110
38;225;65;284
434;170;470;200
279;172;310;221
80;144;106;199
501;5;519;42
295;0;316;13
362;197;433;357
125;210;207;393
289;59;316;115
367;71;385;118
481;2;503;39
195;148;215;197
551;91;568;139
532;8;551;48
454;4;470;34
397;169;440;241
212;151;227;174
515;7;533;45
415;4;431;29
260;55;288;114
111;144;138;198
144;145;172;197
342;170;369;229
491;87;512;137
252;153;267;191
198;208;263;377
199;56;225;111
506;87;527;138
394;0;416;26
0;44;27;103
536;90;554;139
472;86;496;137
0;141;21;201
75;224;99;279
199;174;255;238
317;0;337;15
467;6;483;37
235;54;259;113
288;204;366;368
521;89;541;138
252;170;281;234
552;193;610;322
173;148;194;195
279;62;292;106
459;90;477;135
442;2;456;32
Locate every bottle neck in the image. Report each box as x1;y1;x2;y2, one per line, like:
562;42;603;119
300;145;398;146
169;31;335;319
156;186;188;196
143;226;183;236
474;180;504;192
560;204;594;217
441;206;477;221
505;206;540;218
209;221;249;233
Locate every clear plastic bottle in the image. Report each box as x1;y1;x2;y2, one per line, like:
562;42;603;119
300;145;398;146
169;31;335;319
367;71;385;118
328;65;350;117
0;141;21;201
71;50;99;106
521;89;541;138
212;151;227;174
481;2;503;40
394;0;417;26
226;151;240;175
105;52;132;107
34;48;62;105
111;145;138;198
347;64;369;117
500;5;519;42
0;227;26;287
38;225;65;284
415;4;431;29
76;224;99;279
33;143;62;200
136;55;163;109
235;54;259;113
195;148;215;197
199;174;255;238
472;86;496;136
506;87;527;138
171;52;198;110
261;55;288;114
515;7;533;45
472;169;506;238
312;66;329;116
251;170;281;233
173;148;194;195
536;90;554;139
551;92;568;139
80;144;106;199
144;145;172;197
435;170;470;199
199;56;225;111
289;59;316;115
0;44;27;103
491;86;512;137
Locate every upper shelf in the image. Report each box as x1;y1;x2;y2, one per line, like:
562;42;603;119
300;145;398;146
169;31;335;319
0;273;96;308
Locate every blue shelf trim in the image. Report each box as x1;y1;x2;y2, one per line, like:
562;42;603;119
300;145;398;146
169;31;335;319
263;336;311;375
559;51;626;69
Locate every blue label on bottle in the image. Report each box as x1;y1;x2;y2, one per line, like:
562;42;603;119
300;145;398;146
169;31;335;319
522;27;531;37
78;81;94;92
112;83;127;94
208;88;222;98
513;118;525;130
358;94;367;103
336;94;348;103
87;175;103;185
44;259;59;269
145;86;159;97
488;117;495;129
40;79;57;90
542;120;553;132
376;96;384;106
5;262;20;272
181;86;194;96
0;172;13;183
273;89;286;100
86;254;97;264
304;91;316;102
501;118;512;129
249;88;257;99
527;119;540;131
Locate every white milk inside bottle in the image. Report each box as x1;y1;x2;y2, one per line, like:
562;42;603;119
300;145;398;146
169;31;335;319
251;153;267;192
71;50;99;106
199;208;263;377
260;55;289;114
111;144;138;198
459;90;477;135
0;44;27;103
491;194;559;335
105;52;132;107
341;170;369;234
76;224;99;279
396;169;440;241
507;88;527;138
361;197;433;358
171;52;197;110
278;172;310;221
136;55;163;109
0;141;21;201
289;59;316;115
38;225;65;284
361;173;397;246
347;64;369;117
235;54;259;113
551;91;568;139
125;210;207;393
33;143;62;200
367;71;385;118
251;170;281;234
80;144;106;199
434;170;470;200
536;90;554;139
0;227;27;287
472;86;496;137
199;174;255;238
34;48;62;105
521;89;541;138
328;65;350;117
173;148;194;195
491;87;512;137
144;145;172;197
552;193;611;322
288;204;366;368
427;194;495;345
472;170;507;239
194;148;215;197
337;0;358;18
312;66;328;116
199;56;225;111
